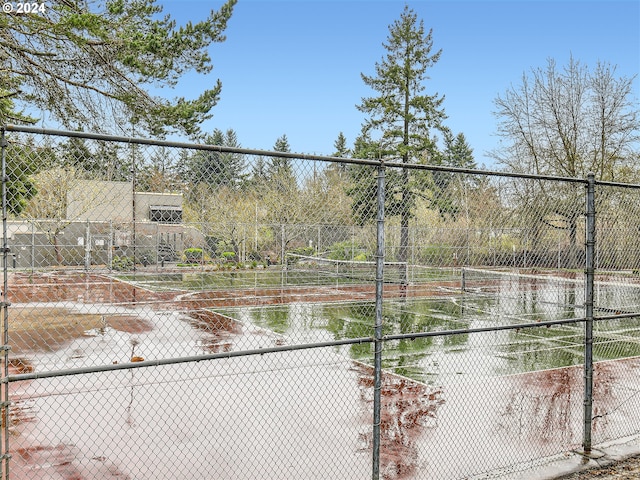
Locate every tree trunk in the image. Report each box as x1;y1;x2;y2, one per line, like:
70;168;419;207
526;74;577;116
53;234;63;265
399;167;410;293
568;215;580;269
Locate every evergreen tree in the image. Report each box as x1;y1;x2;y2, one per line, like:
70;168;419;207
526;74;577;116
329;132;351;175
96;141;131;182
443;132;475;170
332;132;351;158
348;132;404;225
1;0;236;135
59;135;100;174
5;141;41;216
250;157;268;187
268;134;296;192
357;5;448;284
431;131;477;218
137;147;179;192
183;128;245;192
0;74;36;125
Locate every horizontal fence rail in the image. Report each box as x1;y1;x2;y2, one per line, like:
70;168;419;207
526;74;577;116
2;125;640;479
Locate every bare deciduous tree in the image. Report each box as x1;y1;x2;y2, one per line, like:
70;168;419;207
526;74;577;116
493;56;638;179
492;56;639;267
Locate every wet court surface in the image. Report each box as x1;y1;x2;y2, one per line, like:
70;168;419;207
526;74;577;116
5;271;640;479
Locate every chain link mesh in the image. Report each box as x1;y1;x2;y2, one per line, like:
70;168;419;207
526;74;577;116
2;128;640;479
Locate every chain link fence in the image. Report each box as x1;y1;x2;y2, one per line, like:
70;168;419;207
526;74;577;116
2;125;640;479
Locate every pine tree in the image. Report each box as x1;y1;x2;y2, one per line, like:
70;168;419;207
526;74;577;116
1;0;236;135
431;131;477;218
183;128;245;193
329;132;351;175
357;5;448;284
267;134;295;192
332;132;350;158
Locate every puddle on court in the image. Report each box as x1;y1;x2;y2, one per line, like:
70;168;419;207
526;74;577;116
214;279;640;384
354;363;445;479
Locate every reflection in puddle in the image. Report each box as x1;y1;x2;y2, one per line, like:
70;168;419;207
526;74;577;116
498;361;629;448
185;309;242;354
14;444;130;480
355;364;445;479
500;367;580;444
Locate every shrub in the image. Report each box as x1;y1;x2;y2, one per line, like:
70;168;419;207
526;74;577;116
286;246;315;265
353;253;368;262
183;247;205;264
221;251;236;262
112;255;134;271
328;240;368;261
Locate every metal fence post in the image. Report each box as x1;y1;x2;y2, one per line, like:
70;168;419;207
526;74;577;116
84;220;91;271
583;172;596;452
372;161;385;480
30;221;35;273
1;128;10;479
131;157;137;275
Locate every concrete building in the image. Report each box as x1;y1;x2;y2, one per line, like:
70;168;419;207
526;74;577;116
5;181;185;269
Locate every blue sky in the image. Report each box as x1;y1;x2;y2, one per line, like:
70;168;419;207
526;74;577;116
162;0;639;167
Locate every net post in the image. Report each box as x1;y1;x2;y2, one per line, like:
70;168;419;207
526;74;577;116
583;172;596;453
372;161;385;480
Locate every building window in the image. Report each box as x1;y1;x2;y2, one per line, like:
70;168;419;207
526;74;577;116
149;205;182;224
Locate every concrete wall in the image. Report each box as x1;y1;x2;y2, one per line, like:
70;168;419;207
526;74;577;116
67;181;183;224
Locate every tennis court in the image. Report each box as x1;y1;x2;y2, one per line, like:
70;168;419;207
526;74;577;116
6;263;640;479
113;261;640;381
198;265;640;382
100;264;640;477
0;269;636;479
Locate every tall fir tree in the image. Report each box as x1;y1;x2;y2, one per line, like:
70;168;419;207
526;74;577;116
430;131;477;218
332;132;351;158
268;134;296;192
330;132;351;175
357;5;448;285
183;128;245;194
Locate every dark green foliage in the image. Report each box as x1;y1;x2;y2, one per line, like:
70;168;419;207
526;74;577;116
353;5;448;228
333;132;351;158
347;134;404;225
60;136;100;174
182;128;245;193
358;5;447;164
4;141;44;216
429;131;477;218
267;134;296;192
111;255;134;271
1;0;236;135
183;247;205;264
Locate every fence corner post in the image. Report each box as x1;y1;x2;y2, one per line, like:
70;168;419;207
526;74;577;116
583;172;596;453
